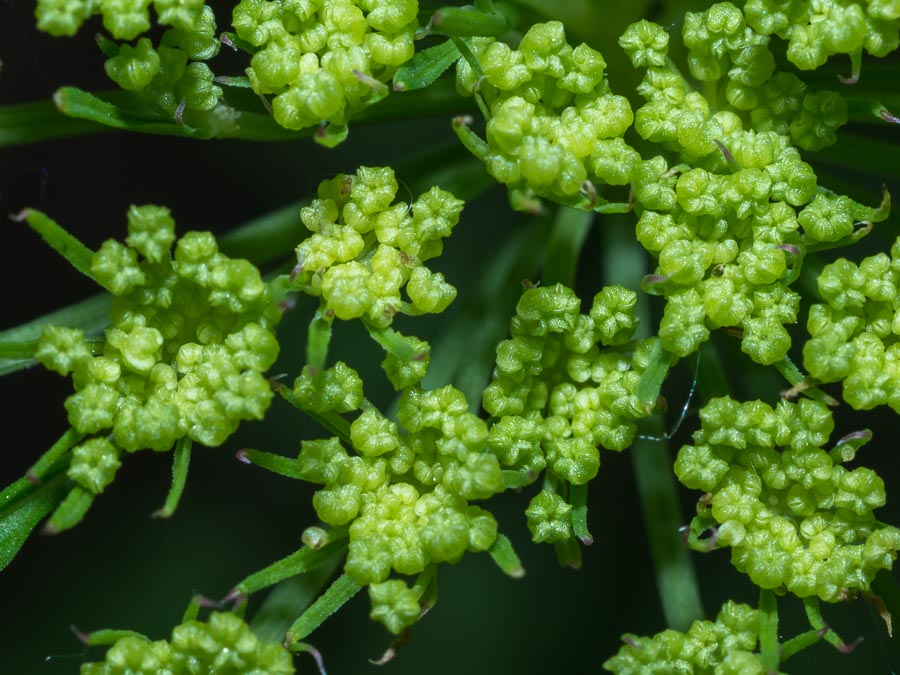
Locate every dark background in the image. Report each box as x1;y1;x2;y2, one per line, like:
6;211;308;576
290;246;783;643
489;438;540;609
2;1;900;673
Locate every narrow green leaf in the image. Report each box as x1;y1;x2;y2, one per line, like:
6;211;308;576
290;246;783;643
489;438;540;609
306;307;334;372
27;427;83;483
153;438;192;519
14;208;95;280
232;539;348;597
569;483;593;546
432;5;513;37
773;355;839;407
82;629;149;647
286;573;363;642
45;485;95;535
53;87;201;139
553;536;582;569
780;628;826;662
0;293;110;376
488;533;525;578
393;40;461;92
0;97;109;146
0;474;68;571
543;206;593;288
364;323;424;360
214;75;253;88
272;381;353;444
249;555;343;642
237;448;305;479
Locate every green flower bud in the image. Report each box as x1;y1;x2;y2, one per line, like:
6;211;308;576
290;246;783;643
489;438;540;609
369;579;421;635
407;266;457;314
92;239;147;295
68;437;122;494
104;37;161;91
35;325;92;376
525;489;571;543
100;0;153;41
619;19;669;68
35;0;95;36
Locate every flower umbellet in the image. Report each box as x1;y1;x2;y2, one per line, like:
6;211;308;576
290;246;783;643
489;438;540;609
2;0;900;671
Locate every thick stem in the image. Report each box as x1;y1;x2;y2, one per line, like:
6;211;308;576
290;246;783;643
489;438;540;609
601;218;704;631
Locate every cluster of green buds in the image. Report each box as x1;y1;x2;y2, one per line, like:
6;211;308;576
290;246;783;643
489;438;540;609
804;235;900;411
291;164;462;334
604;600;762;674
626;3;850;152
622;5;890;363
295;378;502;633
34;205;280;526
233;0;419;141
36;0;207;40
742;0;900;72
482;283;655;545
80;611;295;674
98;6;224;125
454;21;636;210
675;396;900;600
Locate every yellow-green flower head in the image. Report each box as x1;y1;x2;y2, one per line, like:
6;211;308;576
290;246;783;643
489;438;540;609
604;601;762;674
744;0;900;68
36;206;281;466
80;611;295;674
296;382;503;586
455;22;640;206
675;396;900;601
234;0;419;133
37;0;207;40
804;236;900;411
294;166;463;328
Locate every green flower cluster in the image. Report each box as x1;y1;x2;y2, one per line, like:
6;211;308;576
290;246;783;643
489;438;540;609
36;0;207;40
482;283;653;542
604;600;763;674
233;0;419;137
36;206;280;492
454;21;637;208
80;611;295;674
626;3;849;152
297;380;502;591
101;7;223;122
675;396;900;601
804;236;900;411
623;5;888;363
742;0;900;70
292;166;463;328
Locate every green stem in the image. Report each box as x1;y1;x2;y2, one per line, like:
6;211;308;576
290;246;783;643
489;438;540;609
758;588;780;671
602;219;704;632
543;206;594;287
